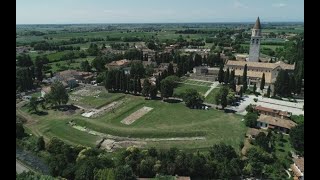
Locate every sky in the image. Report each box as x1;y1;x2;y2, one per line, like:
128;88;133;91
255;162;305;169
16;0;304;24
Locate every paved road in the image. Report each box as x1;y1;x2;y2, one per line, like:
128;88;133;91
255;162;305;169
16;159;31;174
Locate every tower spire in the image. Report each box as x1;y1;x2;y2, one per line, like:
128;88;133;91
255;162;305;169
253;17;261;29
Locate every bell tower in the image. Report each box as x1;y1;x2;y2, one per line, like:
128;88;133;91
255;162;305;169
248;17;262;62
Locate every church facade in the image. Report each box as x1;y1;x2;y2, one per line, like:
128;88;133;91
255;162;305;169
224;17;295;92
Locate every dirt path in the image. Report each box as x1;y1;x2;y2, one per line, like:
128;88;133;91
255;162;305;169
16;159;32;174
204;82;220;97
71;124;206;142
121;106;153;125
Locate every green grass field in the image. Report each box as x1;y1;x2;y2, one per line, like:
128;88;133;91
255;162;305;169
48;57;95;73
204;85;221;104
19;91;247;151
173;79;212;98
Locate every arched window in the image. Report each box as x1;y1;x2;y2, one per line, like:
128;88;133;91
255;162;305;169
256;39;259;44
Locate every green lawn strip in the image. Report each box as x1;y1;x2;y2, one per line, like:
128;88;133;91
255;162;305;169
174;84;210;97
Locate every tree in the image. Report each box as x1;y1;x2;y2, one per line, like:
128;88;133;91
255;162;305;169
136;78;142;94
194;54;202;66
29;96;38;113
254;132;270;151
80;60;91;72
45;81;69;106
167;63;174;76
218;65;224;83
253;84;257;93
290;123;304;154
224;68;230;84
36;136;45;151
16;123;26;139
149;85;158;99
237;76;241;85
141;79;151;97
239;86;243;97
274;70;290;97
115;165;136;180
34;56;44;82
266;85;271;97
242;64;248;91
16;67;34;92
160;78;175;99
182;89;204;108
244;112;258;128
229;70;235;84
91;56;105;72
215;86;229;109
260;73;265;91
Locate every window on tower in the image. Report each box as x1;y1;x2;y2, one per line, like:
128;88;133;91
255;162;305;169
252;39;254;44
256;39;259;44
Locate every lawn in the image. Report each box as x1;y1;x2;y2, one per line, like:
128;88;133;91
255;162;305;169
19;92;247;151
70;90;125;109
204;85;221;104
174;83;210;98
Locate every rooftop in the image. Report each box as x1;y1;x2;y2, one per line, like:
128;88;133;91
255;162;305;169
257;114;297;129
253;17;262;29
225;60;295;70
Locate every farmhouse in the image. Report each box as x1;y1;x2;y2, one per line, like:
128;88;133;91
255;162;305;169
291;157;304;180
256;114;297;134
255;105;292;119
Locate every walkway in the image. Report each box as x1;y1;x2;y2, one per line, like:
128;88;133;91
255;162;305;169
16;159;32;174
204;82;220;97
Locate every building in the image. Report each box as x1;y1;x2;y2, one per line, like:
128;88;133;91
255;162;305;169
256;114;297;134
255;105;292;119
248;17;262;62
224;60;295;87
191;66;219;81
53;70;94;87
291;157;304;180
246;128;267;139
105;59;130;70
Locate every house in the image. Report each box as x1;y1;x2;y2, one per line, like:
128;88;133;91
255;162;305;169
291;157;304;180
255;105;292;119
41;86;51;98
246;128;267;139
256;114;297;134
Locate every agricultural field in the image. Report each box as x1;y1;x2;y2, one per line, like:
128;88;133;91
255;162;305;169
18;87;247;152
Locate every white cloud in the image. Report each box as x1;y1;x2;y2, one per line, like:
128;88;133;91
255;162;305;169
272;3;287;8
233;0;248;9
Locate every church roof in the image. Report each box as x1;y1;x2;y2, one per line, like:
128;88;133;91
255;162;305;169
253;17;261;29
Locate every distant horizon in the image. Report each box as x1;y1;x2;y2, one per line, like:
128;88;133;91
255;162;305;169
16;21;304;26
17;0;303;24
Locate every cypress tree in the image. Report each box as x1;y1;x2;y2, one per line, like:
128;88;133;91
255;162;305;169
218;65;224;83
266;85;271;98
224;68;230;84
242;64;248;91
260;73;265;91
237;76;241;85
229;69;235;84
253;83;257;93
239;86;243;97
